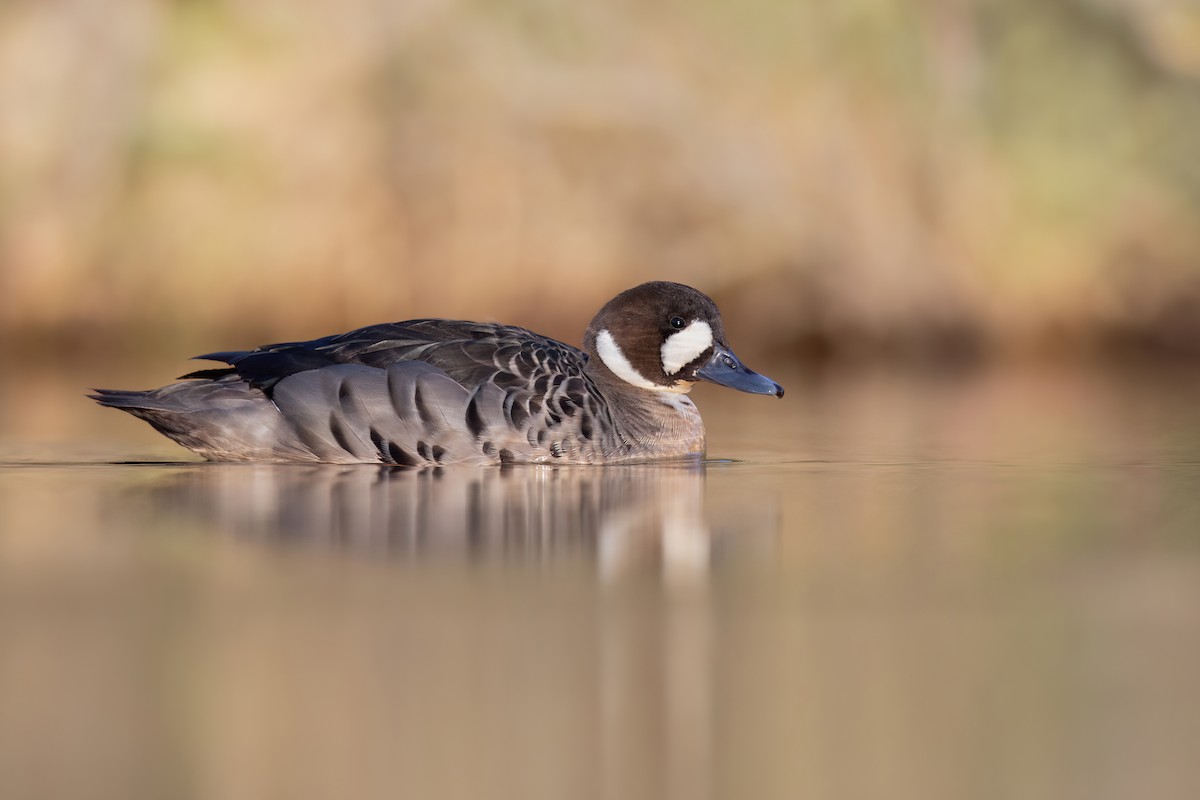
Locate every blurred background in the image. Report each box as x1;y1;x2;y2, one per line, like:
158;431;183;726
4;0;1200;364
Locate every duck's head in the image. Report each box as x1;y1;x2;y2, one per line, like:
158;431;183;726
583;281;784;398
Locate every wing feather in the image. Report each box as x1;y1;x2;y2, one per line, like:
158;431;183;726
188;320;590;394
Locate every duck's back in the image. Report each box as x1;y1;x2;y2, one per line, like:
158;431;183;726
191;320;582;388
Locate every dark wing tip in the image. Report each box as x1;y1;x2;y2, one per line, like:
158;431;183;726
178;368;236;380
192;351;247;364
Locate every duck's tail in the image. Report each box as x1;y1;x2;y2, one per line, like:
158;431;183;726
89;380;315;462
89;387;165;411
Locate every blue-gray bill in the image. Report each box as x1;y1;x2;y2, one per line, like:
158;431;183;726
695;348;784;398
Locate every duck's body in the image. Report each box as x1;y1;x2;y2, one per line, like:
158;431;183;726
92;282;783;465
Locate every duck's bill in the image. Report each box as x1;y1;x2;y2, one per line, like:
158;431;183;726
695;347;784;398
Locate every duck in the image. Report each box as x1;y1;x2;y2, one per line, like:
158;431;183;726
91;281;784;465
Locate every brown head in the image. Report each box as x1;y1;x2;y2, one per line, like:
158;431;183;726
583;282;784;397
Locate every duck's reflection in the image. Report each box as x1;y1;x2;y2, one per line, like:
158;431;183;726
139;462;762;581
97;461;781;799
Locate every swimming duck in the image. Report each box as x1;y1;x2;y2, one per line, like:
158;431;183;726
92;281;783;465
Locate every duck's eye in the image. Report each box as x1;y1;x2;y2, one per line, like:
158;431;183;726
669;316;686;330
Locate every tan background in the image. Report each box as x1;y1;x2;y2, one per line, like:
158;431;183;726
3;0;1200;360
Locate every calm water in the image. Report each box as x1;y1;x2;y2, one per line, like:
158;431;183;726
2;363;1199;800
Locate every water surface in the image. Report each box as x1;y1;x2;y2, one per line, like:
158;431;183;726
2;364;1199;799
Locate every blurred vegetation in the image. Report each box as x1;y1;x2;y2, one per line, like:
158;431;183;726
2;0;1200;360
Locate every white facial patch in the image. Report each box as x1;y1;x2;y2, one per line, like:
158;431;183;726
596;330;660;390
661;321;714;375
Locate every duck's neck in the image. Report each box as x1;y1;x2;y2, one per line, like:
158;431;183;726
584;360;706;459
